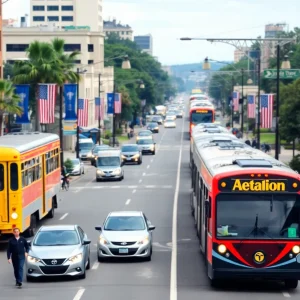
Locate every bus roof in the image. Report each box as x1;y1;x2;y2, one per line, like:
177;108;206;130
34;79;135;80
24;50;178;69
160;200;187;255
97;150;121;157
0;132;59;153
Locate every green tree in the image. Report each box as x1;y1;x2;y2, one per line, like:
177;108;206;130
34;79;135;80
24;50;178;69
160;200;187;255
3;63;14;79
13;39;79;130
0;80;22;135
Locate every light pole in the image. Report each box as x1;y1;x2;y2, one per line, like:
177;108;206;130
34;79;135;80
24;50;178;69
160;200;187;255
240;69;244;135
98;73;101;145
256;51;261;149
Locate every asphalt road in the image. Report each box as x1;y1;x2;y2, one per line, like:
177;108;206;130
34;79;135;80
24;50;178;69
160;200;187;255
0;98;299;299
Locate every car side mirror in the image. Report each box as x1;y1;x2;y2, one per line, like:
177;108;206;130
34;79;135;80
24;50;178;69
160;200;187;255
83;239;91;245
95;226;102;231
148;225;155;231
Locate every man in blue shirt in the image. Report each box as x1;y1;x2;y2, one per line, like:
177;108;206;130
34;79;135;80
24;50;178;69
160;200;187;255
7;228;29;287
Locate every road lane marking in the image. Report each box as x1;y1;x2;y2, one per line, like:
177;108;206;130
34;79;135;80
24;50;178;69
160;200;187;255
282;292;290;297
132;189;136;194
170;115;184;300
147;165;150;169
151;159;154;163
92;262;99;270
59;213;68;220
128;185;138;188
139;179;142;183
73;288;85;300
142;172;146;176
125;199;131;205
145;185;156;188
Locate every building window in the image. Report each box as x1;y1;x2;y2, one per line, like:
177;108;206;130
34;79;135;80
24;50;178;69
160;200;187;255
88;44;94;52
48;16;59;22
33;16;45;22
88;60;94;64
33;5;45;11
62;16;73;21
47;5;59;11
6;44;29;52
61;5;73;11
73;60;81;64
64;44;81;51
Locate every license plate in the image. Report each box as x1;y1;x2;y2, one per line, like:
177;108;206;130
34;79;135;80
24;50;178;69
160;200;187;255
105;173;111;177
126;158;131;161
119;248;128;254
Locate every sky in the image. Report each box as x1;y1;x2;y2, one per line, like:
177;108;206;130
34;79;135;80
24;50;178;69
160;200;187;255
3;0;300;65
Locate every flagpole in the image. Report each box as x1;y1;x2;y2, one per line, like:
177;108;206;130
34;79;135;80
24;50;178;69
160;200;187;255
257;51;261;150
98;73;101;145
76;68;80;159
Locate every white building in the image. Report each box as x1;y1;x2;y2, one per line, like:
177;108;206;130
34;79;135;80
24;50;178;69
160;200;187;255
103;19;133;40
3;25;114;150
30;0;103;31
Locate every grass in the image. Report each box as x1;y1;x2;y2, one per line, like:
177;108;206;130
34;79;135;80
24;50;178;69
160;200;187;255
117;135;129;143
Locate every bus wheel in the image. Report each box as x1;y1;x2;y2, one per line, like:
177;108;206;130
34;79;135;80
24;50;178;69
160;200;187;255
285;279;298;289
47;200;55;219
28;215;37;237
210;278;220;288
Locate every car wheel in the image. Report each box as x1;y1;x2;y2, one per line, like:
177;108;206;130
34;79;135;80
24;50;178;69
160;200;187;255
96;178;101;182
98;255;105;262
86;256;90;270
285;279;298;289
138;159;142;165
79;270;86;279
152;151;155;155
82;168;85;174
26;275;35;282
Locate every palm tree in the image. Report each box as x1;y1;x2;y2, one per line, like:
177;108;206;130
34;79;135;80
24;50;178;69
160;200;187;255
13;39;80;130
0;80;22;136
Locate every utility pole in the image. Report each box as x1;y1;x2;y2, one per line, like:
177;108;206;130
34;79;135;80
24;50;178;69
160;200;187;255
98;73;101;145
240;69;244;135
275;44;280;160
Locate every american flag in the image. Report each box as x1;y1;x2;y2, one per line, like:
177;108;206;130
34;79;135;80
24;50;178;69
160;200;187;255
78;98;88;127
114;93;122;114
38;84;56;124
232;92;239;112
247;95;256;118
260;94;274;128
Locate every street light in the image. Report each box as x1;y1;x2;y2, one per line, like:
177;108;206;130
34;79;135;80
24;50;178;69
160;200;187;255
247;78;253;85
281;55;291;70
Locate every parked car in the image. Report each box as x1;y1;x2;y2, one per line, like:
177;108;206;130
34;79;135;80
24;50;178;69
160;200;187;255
69;159;84;175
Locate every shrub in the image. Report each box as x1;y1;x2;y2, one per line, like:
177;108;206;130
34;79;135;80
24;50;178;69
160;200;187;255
289;155;300;173
64;158;74;172
116;128;122;135
104;130;111;139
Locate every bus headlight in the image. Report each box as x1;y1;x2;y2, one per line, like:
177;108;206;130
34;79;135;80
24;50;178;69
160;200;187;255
218;244;227;254
11;212;18;220
292;245;300;254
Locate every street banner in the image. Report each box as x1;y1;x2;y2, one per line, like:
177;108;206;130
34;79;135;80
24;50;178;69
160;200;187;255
95;97;100;120
114;93;122;114
15;84;30;124
232;92;239;112
247;95;256;118
78;99;88;127
107;93;114;114
64;84;77;121
260;94;274;128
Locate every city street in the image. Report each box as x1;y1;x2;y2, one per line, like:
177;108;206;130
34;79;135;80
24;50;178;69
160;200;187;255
0;102;299;300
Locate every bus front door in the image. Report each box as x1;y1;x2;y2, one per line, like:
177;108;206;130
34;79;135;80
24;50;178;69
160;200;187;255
0;163;9;222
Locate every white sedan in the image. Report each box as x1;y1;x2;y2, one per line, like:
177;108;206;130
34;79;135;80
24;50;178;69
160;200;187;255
164;120;176;128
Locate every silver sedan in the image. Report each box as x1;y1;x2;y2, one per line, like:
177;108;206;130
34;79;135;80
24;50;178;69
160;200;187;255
95;211;155;261
26;225;91;281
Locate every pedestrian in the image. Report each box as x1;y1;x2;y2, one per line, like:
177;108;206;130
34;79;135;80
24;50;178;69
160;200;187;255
7;228;29;287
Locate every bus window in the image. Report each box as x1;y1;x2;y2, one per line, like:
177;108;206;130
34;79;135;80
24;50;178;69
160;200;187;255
0;164;4;191
10;163;18;191
191;111;213;124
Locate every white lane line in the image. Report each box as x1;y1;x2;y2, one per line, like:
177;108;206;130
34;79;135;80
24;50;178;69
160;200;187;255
145;185;156;188
282;292;290;297
151;159;154;163
142;172;146;176
59;213;68;220
132;189;136;194
139;179;142;183
92;262;99;270
147;165;150;169
170;116;184;300
128;185;138;188
73;288;85;300
125;199;131;205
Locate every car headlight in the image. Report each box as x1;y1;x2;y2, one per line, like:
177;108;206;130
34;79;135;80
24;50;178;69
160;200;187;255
132;154;139;159
113;169;121;175
11;212;18;219
68;253;83;263
150;145;155;150
138;236;149;245
99;236;110;245
87;152;92;157
97;169;105;175
27;255;40;263
121;155;126;159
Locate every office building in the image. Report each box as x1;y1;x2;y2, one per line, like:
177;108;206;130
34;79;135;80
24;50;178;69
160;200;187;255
234;47;250;62
134;34;153;55
261;23;287;70
30;0;103;31
103;19;133;40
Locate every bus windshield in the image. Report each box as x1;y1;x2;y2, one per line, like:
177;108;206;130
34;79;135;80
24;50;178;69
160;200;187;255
216;194;300;239
191;111;213;124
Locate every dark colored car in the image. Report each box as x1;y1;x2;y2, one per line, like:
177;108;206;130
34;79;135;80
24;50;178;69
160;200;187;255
147;122;159;133
152;116;163;124
91;145;113;166
121;144;142;164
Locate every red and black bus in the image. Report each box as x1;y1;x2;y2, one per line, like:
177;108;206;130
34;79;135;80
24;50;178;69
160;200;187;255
189;106;215;135
190;130;300;289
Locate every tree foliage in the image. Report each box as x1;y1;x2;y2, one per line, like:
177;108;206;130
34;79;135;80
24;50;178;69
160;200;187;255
104;34;176;120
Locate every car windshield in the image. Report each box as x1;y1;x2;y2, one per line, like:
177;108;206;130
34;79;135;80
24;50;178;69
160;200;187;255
166;120;173;123
191;111;213;123
217;194;300;239
80;142;94;150
139;131;151;136
33;230;79;246
97;156;120;166
93;146;109;154
122;145;138;152
71;159;80;166
137;139;153;145
104;216;146;231
148;123;157;127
